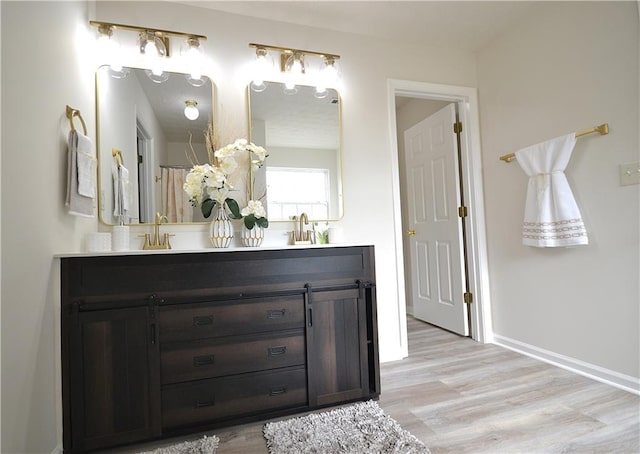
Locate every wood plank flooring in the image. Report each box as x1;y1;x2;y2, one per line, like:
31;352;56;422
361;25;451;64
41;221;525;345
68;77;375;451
120;318;640;453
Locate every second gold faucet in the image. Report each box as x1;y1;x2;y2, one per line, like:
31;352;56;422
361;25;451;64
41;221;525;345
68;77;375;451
291;212;313;244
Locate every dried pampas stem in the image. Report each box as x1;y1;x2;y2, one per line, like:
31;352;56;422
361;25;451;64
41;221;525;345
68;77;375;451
205;122;218;167
185;131;199;166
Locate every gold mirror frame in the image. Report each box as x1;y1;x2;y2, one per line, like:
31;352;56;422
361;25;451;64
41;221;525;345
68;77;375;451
247;82;344;222
95;65;216;226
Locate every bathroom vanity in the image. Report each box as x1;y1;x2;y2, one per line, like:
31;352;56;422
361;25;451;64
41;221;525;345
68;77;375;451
60;245;379;452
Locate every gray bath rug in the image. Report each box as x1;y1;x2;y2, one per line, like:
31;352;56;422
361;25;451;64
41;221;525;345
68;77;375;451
263;400;429;453
137;435;219;454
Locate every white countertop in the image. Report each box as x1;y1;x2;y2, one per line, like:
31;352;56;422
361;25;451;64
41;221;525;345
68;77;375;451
54;243;371;259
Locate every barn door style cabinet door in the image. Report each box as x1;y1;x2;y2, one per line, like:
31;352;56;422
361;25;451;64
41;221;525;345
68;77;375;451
65;303;161;452
60;246;379;453
306;281;379;407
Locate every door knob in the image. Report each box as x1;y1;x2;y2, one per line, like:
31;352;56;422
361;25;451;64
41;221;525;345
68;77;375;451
407;229;416;236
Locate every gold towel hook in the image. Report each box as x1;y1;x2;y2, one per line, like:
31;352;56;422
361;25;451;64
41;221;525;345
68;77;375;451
65;105;88;136
112;148;124;167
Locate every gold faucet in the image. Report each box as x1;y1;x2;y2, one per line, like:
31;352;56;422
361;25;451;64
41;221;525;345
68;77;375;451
291;212;312;244
143;212;172;250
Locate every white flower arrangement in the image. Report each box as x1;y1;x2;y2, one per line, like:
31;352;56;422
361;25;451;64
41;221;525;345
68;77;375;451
183;126;269;220
241;200;269;230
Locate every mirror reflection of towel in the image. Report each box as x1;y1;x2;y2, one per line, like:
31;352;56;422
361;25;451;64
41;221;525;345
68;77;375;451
65;130;94;217
113;164;130;224
515;133;588;247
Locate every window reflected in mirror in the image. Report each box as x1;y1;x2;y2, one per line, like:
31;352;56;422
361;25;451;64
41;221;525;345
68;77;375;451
249;82;343;222
96;65;214;225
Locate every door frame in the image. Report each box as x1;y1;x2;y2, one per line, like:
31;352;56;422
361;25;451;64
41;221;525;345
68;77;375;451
136;120;154;224
387;79;493;356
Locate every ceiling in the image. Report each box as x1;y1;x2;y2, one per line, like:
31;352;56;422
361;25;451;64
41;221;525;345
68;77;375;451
250;83;340;149
178;1;549;52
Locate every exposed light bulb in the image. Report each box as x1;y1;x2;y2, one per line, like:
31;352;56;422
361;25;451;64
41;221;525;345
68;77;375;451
96;24;126;78
315;56;337;98
140;32;168;83
251;47;272;92
286;52;305;76
184;37;204;85
283;52;304;95
184;100;199;121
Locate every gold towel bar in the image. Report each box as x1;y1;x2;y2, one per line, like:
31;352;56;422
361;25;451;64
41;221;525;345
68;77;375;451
112;148;124;167
65;105;88;135
499;123;609;163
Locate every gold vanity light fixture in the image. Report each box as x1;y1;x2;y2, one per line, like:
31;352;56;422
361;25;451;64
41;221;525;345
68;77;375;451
90;21;207;84
183;100;199;121
248;43;340;95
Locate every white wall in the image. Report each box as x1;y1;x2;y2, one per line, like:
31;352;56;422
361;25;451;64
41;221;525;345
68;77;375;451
1;1;478;452
477;2;639;381
1;2;97;452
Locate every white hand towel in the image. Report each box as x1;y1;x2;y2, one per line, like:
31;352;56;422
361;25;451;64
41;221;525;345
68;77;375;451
515;133;588;247
65;130;94;217
75;132;96;198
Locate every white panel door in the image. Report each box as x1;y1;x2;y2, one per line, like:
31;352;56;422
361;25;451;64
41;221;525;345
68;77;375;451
404;103;468;335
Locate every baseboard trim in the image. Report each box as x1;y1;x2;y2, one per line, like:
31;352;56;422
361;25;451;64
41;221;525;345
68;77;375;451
493;334;640;395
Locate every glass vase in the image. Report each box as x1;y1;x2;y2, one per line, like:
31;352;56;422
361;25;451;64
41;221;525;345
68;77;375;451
209;205;234;248
240;225;264;247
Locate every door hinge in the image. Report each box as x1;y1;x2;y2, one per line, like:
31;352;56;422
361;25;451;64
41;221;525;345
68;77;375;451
453;121;463;134
464;292;473;304
458;206;468;218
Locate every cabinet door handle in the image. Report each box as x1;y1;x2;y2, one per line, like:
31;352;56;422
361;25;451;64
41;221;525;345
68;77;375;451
193;315;214;326
193;354;215;367
268;346;287;357
269;386;287;396
194;398;215;408
267;309;286;319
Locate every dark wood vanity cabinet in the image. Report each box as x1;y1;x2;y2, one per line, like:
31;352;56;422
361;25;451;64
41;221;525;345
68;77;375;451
61;246;379;453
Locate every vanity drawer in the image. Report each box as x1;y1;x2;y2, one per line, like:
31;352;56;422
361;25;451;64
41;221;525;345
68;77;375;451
159;295;304;342
162;366;307;429
161;332;305;384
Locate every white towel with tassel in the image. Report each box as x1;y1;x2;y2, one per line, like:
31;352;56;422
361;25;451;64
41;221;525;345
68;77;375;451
515;133;588;247
65;130;94;217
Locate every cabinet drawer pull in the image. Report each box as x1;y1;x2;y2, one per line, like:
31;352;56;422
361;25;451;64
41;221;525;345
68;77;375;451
269;386;287;396
267;309;286;319
194;398;215;408
193;315;214;326
268;346;287;357
193;354;215;367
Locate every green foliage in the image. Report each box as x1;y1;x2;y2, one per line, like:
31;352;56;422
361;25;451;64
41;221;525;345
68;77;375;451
200;198;242;219
243;213;269;230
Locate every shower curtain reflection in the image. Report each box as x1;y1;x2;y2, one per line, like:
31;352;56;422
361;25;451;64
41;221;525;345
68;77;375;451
160;166;193;223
